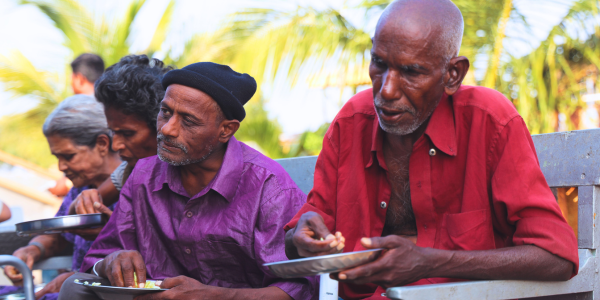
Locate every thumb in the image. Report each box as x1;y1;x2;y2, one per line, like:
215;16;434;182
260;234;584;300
157;276;184;289
94;202;113;217
26;255;35;269
308;219;333;241
360;236;400;249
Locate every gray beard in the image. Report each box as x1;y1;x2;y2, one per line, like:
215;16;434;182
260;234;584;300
378;116;423;135
374;96;436;136
156;132;215;166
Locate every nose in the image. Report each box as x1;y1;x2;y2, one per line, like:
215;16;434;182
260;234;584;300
380;69;402;102
58;159;68;172
112;134;126;152
159;114;180;139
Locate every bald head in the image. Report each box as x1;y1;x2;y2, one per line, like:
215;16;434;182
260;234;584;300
368;0;469;137
376;0;464;63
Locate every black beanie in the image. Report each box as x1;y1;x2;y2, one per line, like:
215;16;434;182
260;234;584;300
161;62;257;121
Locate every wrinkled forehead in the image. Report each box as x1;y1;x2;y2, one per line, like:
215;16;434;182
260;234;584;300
163;84;217;117
373;21;445;67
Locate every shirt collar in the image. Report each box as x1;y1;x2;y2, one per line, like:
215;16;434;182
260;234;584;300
366;92;457;169
424;93;457;157
153;136;244;202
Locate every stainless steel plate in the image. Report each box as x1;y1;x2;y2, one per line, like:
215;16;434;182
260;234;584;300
264;248;383;278
16;214;106;237
0;294;25;300
77;282;167;300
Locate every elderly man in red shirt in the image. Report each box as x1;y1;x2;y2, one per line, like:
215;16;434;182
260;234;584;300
284;0;579;299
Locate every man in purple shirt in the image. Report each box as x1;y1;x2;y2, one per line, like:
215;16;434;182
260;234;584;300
59;62;317;300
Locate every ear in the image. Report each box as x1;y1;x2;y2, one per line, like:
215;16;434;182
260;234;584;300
94;134;111;156
444;56;470;96
218;119;241;144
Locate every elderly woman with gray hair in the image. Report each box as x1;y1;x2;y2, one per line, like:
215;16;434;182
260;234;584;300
2;95;121;300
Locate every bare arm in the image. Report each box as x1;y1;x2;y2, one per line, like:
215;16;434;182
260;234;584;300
4;234;69;283
0;202;10;222
337;236;574;288
426;244;572;281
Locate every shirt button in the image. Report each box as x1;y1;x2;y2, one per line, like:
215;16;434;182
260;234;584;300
184;247;191;254
186;211;193;218
380;201;387;209
429;148;437;156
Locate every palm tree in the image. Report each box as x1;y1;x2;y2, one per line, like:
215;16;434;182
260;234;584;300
184;0;516;157
219;0;600;137
0;0;174;167
494;0;600;133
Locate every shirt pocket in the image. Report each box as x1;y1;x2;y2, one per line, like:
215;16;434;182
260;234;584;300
440;209;495;251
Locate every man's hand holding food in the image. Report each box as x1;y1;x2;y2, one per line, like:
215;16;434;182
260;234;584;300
289;211;431;288
286;211;345;258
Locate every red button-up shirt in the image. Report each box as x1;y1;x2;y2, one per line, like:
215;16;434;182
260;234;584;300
285;86;578;300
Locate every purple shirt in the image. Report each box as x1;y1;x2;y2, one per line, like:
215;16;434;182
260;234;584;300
82;137;317;299
55;186;93;271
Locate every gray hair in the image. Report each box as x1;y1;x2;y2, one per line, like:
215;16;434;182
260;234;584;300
43;94;111;148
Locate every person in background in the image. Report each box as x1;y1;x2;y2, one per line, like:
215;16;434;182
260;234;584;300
284;0;578;299
71;53;105;96
0;201;10;222
59;62;316;300
49;53;105;198
3;95;121;300
68;55;172;216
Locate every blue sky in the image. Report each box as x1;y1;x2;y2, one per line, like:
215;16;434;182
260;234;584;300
0;0;577;137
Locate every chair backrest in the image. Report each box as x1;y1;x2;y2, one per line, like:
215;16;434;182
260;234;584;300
532;129;600;250
275;156;318;195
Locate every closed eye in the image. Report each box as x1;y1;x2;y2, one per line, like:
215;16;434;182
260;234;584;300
371;55;387;69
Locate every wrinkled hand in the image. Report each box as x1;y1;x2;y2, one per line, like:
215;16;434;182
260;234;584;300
100;250;147;288
292;212;345;257
69;189;103;215
34;271;74;299
332;236;432;288
3;245;41;284
135;276;217;300
65;201;112;241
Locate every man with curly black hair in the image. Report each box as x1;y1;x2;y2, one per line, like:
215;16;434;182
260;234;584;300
68;55;173;220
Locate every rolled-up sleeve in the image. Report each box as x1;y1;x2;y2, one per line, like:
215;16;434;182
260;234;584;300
80;177;138;273
254;184;318;300
491;117;579;275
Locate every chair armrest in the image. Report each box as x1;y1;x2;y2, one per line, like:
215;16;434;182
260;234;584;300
32;256;73;271
385;249;593;300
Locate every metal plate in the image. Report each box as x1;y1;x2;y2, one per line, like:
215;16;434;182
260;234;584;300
0;294;25;300
15;214;106;237
264;249;383;278
77;282;167;300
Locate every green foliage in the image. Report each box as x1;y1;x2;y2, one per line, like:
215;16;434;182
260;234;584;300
288;123;330;157
3;0;600;166
493;0;600;134
0;0;174;167
234;99;286;159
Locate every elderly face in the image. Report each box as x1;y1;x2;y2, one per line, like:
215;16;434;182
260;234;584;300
156;84;224;166
47;135;108;188
369;14;448;135
105;107;157;166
